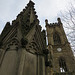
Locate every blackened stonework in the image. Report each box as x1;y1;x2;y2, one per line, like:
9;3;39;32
21;38;28;48
0;0;75;75
45;18;75;75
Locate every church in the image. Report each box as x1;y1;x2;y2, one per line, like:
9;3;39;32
0;0;75;75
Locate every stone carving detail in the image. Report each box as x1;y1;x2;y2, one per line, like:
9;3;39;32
26;41;39;54
6;38;19;51
21;38;28;48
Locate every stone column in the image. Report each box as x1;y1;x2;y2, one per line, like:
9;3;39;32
42;56;45;75
0;50;18;75
18;49;26;75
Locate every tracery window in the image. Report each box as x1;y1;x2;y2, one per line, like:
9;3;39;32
59;58;67;72
53;33;61;45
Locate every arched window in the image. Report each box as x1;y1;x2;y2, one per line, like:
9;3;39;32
53;32;61;45
59;58;67;72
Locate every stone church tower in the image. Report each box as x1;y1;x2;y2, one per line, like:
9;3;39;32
0;0;75;75
45;18;75;75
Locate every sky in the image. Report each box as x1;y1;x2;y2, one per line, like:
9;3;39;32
0;0;71;33
0;0;75;55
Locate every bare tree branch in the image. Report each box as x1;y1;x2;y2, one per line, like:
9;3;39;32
59;0;75;55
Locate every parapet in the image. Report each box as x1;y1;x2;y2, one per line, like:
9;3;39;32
45;18;62;27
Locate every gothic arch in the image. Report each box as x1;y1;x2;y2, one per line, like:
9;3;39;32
53;32;61;45
11;38;19;42
59;57;68;72
6;38;19;51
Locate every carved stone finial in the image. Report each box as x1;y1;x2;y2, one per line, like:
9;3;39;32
45;19;48;25
57;17;62;24
6;22;10;26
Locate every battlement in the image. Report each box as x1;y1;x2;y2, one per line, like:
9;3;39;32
45;18;62;27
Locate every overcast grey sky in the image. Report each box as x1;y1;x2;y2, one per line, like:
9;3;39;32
0;0;71;33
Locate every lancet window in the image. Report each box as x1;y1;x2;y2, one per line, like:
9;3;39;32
53;33;61;45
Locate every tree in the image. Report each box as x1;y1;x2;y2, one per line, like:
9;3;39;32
59;1;75;55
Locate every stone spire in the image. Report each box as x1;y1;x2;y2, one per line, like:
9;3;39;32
16;0;39;39
17;0;38;24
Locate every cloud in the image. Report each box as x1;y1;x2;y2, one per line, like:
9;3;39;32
34;0;70;20
0;0;29;34
0;19;5;34
0;0;71;33
33;0;70;29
